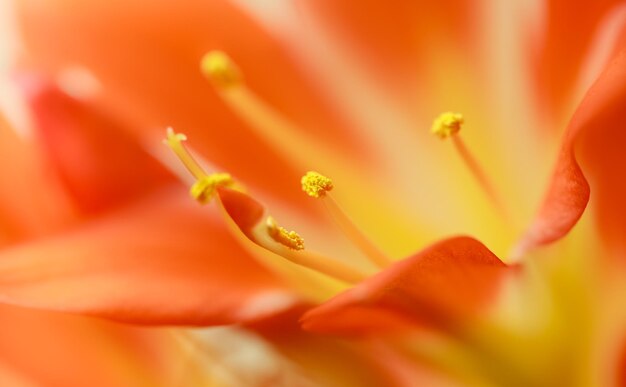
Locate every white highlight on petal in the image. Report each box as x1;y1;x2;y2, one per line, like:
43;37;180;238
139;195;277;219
57;66;102;100
236;290;298;320
571;3;626;112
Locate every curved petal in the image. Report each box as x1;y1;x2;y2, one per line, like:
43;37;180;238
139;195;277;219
19;75;173;215
0;304;194;387
301;236;511;335
16;0;369;206
516;47;626;256
0;187;297;325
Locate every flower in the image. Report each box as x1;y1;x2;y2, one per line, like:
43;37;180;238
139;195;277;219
5;0;626;385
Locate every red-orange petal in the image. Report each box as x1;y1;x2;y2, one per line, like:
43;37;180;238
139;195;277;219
517;47;626;256
18;75;173;215
301;236;510;335
0;187;297;325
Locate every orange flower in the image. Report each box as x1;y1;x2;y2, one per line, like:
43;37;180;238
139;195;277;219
5;0;626;385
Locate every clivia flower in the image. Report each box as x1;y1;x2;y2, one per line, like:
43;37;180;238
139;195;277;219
2;0;626;385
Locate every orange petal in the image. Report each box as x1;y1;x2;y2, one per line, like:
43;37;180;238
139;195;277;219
0;188;297;325
19;75;173;215
301;236;510;335
517;47;626;256
0;304;193;387
0;112;74;241
533;0;626;123
301;0;475;90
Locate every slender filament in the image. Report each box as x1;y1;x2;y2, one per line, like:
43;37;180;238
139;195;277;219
324;193;395;268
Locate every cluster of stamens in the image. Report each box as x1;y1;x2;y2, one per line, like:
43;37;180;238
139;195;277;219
163;50;505;285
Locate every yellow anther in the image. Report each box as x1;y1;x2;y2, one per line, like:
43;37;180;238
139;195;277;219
266;216;305;251
190;173;234;204
301;171;334;198
431;112;464;139
200;51;242;89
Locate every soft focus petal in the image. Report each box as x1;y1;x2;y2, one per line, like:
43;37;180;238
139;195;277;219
249;306;445;387
0;305;195;387
299;0;476;92
0;188;296;325
517;47;626;256
0;112;74;240
534;0;625;124
302;237;511;335
19;75;173;214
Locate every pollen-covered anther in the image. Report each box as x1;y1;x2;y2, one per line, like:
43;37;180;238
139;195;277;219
431;112;464;139
301;171;333;198
190;173;234;204
266;216;305;251
200;51;243;89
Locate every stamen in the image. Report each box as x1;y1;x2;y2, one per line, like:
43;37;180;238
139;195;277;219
255;217;369;284
266;216;305;251
431;113;507;217
431;112;463;139
165;129;367;284
199;50;350;173
164;128;239;204
301;171;394;268
191;173;235;204
163;127;206;180
200;51;243;89
301;171;334;198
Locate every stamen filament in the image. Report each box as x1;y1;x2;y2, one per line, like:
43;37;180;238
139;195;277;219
432;113;508;218
301;171;394;268
451;134;505;214
281;248;369;284
323;193;395;268
200;51;348;172
164;127;206;180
